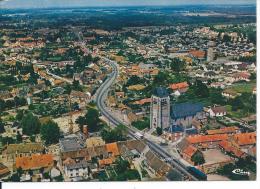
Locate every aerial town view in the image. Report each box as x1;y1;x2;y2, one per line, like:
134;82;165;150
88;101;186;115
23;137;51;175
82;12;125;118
0;0;257;183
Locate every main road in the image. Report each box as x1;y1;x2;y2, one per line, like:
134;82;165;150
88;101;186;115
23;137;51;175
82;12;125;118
94;57;198;181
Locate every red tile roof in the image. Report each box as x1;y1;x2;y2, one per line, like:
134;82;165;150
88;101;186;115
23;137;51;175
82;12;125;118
207;126;239;135
189;50;206;59
182;145;198;158
219;140;245;158
169;82;189;90
98;158;114;166
106;142;120;156
187;134;228;144
233;72;250;79
134;98;151;105
15;154;54;170
233;132;256;146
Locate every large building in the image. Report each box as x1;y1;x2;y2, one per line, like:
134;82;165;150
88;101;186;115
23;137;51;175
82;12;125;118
170;103;204;128
150;87;170;130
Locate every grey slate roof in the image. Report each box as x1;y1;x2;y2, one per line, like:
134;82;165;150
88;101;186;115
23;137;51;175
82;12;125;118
59;137;83;153
171;103;203;119
66;160;89;170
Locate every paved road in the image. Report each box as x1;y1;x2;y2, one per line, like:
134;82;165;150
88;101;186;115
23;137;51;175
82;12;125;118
94;57;198;181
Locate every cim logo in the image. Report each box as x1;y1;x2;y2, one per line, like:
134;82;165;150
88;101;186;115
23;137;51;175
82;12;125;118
232;169;250;176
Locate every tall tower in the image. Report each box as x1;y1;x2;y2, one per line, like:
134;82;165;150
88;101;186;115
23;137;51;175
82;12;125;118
207;41;215;62
150;87;170;130
207;47;214;62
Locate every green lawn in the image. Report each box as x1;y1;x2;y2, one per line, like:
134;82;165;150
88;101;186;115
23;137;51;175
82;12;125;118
227;81;256;94
226;105;252;119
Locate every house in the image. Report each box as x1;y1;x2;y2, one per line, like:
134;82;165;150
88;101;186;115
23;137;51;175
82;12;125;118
208;106;227;117
169;82;189;95
219;140;246;159
98;158;115;168
177;138;203;165
186;134;228;149
222;89;240;99
59;134;86;153
144;150;171;177
1;143;44;171
15;154;54;173
170;103;205;128
181;145;200;165
206;126;240;135
232;132;256;149
64;160;89;180
59;139;172;178
232;72;250;82
210;82;225;89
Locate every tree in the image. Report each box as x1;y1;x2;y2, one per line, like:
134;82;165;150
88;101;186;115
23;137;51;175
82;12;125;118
85;108;101;132
101;124;127;143
191;80;209;98
153;71;169;86
113;157;140;181
72;80;83;91
0;99;5;112
132;118;150;130
156;127;162;136
209;88;226;105
10;173;20;182
16;109;24;121
125;169;141;181
115;157;130;173
249;73;256;80
0;136;15;145
40;120;60;145
17;167;23;177
125;75;145;86
222;34;231;42
170;58;185;73
16;132;23;143
21;112;41;136
76;116;86;132
0;119;5;134
191;151;205;166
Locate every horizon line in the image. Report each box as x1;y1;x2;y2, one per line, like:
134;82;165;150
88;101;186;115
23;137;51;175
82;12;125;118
0;3;256;10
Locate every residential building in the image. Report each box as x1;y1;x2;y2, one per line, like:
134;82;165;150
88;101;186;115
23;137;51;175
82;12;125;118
208;106;227;117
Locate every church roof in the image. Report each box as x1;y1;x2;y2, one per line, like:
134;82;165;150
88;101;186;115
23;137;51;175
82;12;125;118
171;103;203;119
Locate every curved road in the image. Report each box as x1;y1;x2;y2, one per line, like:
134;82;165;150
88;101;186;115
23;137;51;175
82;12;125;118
95;57;198;181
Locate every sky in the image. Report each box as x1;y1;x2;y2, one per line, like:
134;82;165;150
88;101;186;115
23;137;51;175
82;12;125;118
0;0;256;9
